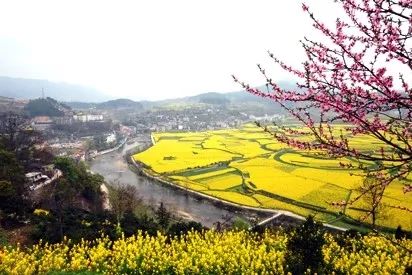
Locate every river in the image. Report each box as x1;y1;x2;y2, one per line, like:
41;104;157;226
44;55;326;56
89;140;269;228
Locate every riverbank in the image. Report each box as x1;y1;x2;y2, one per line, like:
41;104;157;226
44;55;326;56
90;138;128;158
90;139;265;228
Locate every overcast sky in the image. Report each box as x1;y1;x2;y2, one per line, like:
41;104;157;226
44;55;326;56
0;1;340;100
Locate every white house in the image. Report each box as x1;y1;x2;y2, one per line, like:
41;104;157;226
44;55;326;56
106;133;116;144
73;114;104;122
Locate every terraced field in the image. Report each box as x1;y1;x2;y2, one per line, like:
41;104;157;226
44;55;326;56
133;124;412;230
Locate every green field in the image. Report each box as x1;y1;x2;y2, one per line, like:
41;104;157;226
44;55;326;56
133;124;412;230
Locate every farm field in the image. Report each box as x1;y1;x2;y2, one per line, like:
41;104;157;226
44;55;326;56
133;124;412;230
2;230;411;274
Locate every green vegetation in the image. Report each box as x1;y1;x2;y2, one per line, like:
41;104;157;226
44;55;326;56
24;97;67;117
0;148;27;215
284;216;325;274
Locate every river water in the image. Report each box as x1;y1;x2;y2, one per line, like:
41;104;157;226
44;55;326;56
89;140;266;228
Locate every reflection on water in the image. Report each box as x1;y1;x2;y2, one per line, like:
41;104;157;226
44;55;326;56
89;141;259;227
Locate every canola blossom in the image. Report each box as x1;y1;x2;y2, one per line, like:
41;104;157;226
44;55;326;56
1;230;411;274
133;124;412;230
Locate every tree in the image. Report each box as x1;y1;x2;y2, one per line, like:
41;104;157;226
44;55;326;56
44;157;105;240
0;112;26;150
167;220;203;237
0;148;28;216
395;225;407;239
155;202;171;230
51;177;77;240
31;207;117;244
0;112;43;168
359;175;387;226
109;182;139;231
24;98;65;117
234;0;412;211
53;157;103;207
284;215;326;274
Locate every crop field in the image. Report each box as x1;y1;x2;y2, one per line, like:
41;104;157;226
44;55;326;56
133;124;412;230
2;230;411;274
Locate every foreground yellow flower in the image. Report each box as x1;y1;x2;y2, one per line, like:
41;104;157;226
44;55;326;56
0;230;410;274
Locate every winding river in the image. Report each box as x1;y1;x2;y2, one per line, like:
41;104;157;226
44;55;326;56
89;140;268;228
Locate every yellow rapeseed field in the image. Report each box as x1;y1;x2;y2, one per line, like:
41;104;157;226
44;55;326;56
188;168;236;181
197;173;243;190
133;125;412;230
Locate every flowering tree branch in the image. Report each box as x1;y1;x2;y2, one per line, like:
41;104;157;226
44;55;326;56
234;0;412;210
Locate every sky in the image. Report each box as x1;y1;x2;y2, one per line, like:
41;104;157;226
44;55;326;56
0;1;341;100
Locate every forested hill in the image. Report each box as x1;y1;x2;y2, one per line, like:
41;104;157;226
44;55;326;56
24;97;71;117
96;99;143;109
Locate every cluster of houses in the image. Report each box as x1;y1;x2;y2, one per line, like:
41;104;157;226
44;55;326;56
134;106;249;133
31;112;105;131
25;165;62;191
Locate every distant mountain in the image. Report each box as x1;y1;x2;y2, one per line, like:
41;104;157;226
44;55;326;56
191;92;230;105
96;98;143;110
65;98;143;110
0;96;26;114
149;81;297;115
0;76;113;102
7;77;296;116
215;81;296;105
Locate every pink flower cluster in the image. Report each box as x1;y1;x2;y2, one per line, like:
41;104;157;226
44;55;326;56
235;0;412;207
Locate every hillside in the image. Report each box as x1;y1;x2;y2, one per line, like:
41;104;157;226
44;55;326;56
64;98;143;110
24;97;71;117
149;82;297;114
96;98;143;109
190;92;231;105
0;76;112;102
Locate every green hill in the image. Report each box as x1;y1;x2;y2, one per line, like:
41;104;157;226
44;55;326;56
24;97;71;117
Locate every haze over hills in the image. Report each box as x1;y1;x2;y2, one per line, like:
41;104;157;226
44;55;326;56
64;91;285;114
96;99;143;110
0;76;296;114
0;76;113;102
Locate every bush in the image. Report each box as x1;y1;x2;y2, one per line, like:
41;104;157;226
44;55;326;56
31;208;117;244
168;221;203;237
0;228;7;246
284;215;325;274
120;211;160;237
231;217;250;231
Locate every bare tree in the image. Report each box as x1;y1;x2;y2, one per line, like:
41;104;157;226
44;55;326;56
358;175;387;227
109;181;139;227
0;112;43;167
